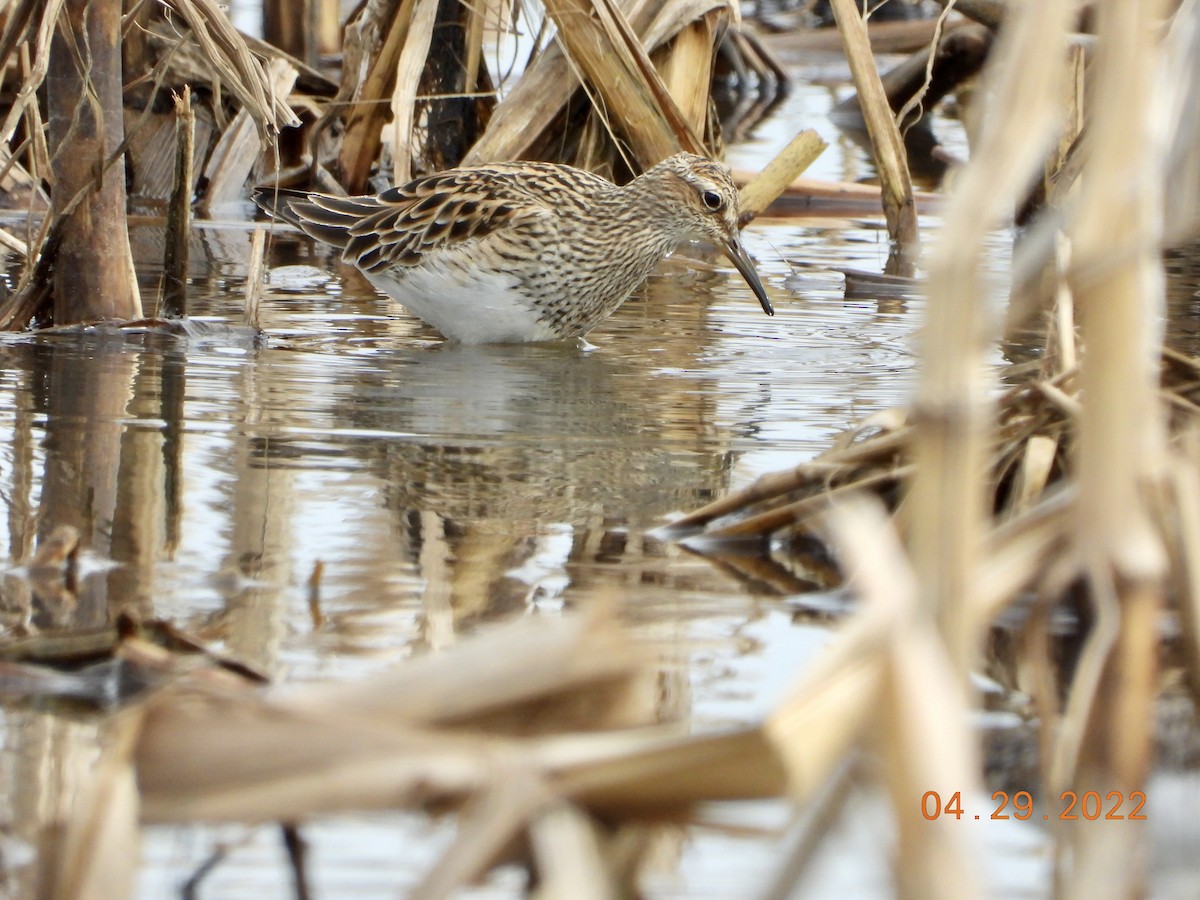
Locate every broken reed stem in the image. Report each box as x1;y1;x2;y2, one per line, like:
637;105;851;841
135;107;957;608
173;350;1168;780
738;129;828;222
826;0;919;271
1166;430;1200;704
48;0;142;324
244;227;265;330
161;85;194;320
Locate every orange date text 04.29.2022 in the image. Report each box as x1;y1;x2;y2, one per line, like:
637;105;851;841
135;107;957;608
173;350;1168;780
921;790;1146;822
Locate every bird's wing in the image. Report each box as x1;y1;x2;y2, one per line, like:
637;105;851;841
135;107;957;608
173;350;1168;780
262;167;577;274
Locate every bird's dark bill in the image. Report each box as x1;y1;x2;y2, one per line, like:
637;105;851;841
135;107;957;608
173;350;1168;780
724;239;774;316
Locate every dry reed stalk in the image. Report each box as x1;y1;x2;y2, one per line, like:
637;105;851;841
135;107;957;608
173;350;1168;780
166;0;298;137
288;606;644;727
336;0;418;191
826;0;919;267
244;227;266;330
768;17;948;55
1050;2;1172;894
410;768;553;899
737;129;828;222
667;415;910;532
138;696;500;822
651;8;723;136
977;487;1074;622
463;0;485;99
0;0;64;151
1165;429;1200;703
389;0;438;185
1005;47;1085;340
546;724;786;809
731;171;943;217
766;585;891;799
463;0;736;165
160;86;194;319
916;0;1074;676
698;465;912;541
16;42;50;191
758;764;855;900
826;495;982;899
459;22;575;163
540;0;706;166
200;58;298;210
0;222;27;256
48;0;142;324
39;709;142;899
135;611;793;827
528;801;618;900
1162;0;1200;244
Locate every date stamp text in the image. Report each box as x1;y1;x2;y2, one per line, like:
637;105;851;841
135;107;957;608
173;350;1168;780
921;790;1146;821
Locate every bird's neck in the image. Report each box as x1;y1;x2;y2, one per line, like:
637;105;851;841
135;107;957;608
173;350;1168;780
593;170;687;253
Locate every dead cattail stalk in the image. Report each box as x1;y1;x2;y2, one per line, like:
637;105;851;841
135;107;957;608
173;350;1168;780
38;709;143;899
540;0;705;167
336;0;418;191
528;801;618;900
1165;429;1200;704
48;0;142;323
389;0;438;185
826;0;919;271
200;57;298;211
160;85;194;319
410;769;553;900
652;8;722;139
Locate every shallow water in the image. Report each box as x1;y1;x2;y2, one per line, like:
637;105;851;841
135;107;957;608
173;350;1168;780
0;188;933;897
2;46;1199;900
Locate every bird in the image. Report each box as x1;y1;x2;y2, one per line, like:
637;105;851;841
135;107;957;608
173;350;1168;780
253;152;774;344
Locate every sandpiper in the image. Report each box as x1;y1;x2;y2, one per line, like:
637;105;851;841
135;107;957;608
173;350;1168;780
254;152;773;344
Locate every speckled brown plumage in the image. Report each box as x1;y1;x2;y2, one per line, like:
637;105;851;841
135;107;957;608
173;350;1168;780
254;153;773;343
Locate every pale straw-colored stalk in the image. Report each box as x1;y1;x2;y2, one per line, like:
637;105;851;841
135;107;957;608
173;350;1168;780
917;0;1074;676
826;0;919;266
1051;1;1173;895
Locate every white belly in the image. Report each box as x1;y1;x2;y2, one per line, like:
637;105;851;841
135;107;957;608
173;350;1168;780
364;262;560;344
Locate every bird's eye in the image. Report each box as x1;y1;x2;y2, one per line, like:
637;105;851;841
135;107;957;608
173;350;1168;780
701;190;723;211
